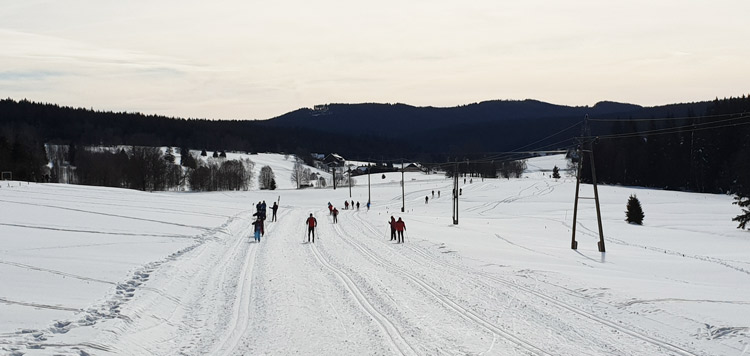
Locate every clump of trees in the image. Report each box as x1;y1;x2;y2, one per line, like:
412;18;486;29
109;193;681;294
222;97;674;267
444;159;526;179
290;161;313;189
0;124;49;182
625;194;644;225
258;165;276;190
188;157;254;192
552;166;561;179
498;160;527;178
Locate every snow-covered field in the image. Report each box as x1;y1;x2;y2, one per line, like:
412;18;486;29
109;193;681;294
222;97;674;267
1;154;749;355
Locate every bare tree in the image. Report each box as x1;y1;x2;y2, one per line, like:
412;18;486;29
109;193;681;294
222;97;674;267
259;165;276;190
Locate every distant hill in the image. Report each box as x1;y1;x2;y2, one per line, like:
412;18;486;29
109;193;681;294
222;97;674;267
260;99;710;154
0;98;713;160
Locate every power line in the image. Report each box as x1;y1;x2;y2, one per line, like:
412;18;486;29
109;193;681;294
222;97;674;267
594;115;750;140
587;111;746;123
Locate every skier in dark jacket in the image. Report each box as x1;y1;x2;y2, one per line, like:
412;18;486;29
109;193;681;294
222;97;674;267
271;202;279;222
305;214;317;242
252;217;263;242
332;208;339;223
389;216;396;241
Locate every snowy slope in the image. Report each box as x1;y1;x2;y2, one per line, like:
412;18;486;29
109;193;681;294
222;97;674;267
1;154;749;355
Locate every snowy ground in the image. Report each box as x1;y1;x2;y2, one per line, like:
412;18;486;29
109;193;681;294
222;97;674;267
1;154;749;355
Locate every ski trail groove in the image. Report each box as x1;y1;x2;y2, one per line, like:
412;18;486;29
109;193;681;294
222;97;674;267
211;235;259;355
309;241;418;356
333;218;550;356
383;222;704;356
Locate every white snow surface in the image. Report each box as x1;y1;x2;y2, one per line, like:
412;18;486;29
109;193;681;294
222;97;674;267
1;154;749;355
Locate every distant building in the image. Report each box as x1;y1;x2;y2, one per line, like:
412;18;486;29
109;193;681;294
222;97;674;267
402;163;423;172
323;153;345;168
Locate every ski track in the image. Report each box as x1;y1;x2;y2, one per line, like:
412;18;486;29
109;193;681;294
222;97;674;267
570;220;750;277
0;198;211;232
0;222;194;239
330;216;549;356
348;210;705;356
310;237;418;356
1;210;248;355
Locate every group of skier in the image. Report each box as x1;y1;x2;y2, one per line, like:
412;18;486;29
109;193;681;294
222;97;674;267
251;200;279;242
251;197;408;244
343;200;361;210
388;216;407;243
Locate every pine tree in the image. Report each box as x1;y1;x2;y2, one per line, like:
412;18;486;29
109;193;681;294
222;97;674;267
220;151;227;158
212;151;219;158
626;194;645;225
732;185;750;229
552;165;560;179
164;147;175;163
200;149;207;157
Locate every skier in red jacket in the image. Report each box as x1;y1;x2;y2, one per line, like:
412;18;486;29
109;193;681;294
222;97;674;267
395;217;406;243
305;214;317;243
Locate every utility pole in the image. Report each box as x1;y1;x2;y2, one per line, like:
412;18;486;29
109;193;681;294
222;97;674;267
571;115;606;252
332;164;336;190
401;159;405;213
452;161;459;225
348;165;352;197
367;163;371;204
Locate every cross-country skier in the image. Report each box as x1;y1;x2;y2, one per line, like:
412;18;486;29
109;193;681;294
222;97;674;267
425;196;428;204
395;217;406;243
271;202;279;222
305;213;317;243
344;201;349;210
356;201;360;210
332;207;339;223
389;216;396;241
252;217;263;242
328;202;333;215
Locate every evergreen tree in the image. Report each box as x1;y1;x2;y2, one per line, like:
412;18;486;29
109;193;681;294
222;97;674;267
552;165;560;179
732;194;750;229
212;151;219;158
164;147;176;163
220;151;227;158
201;150;207;157
625;194;645;225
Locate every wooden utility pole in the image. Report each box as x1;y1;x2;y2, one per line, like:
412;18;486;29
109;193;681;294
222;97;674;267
401;160;405;213
571;115;606;252
452;161;459;225
333;164;338;190
367;163;371;204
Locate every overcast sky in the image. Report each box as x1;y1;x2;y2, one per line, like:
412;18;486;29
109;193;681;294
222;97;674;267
1;0;748;120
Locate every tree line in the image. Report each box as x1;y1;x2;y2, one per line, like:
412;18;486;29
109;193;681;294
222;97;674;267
580;96;750;195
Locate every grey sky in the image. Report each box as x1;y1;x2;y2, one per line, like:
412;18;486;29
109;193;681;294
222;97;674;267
1;0;748;119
